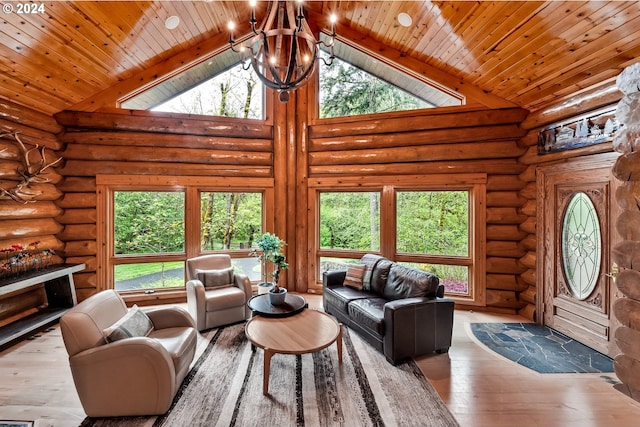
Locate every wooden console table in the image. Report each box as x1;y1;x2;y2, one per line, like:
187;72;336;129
0;263;85;350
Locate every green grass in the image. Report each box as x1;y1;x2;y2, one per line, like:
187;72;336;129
114;261;183;281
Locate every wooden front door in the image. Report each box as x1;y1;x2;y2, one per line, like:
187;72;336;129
538;153;622;357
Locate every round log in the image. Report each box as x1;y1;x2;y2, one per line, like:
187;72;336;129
614;298;640;331
616;210;640;241
486;191;526;207
486;175;526;191
487;224;528;241
58;208;97;225
519;252;536;269
310;159;526;176
518;303;536;321
614;354;640;391
486;241;525;257
0;160;22;179
60;159;272;178
57;224;97;241
55;193;96;209
486;289;527;309
612;241;640;270
519;217;537;234
0;235;64;253
518;164;537;183
0;98;63;134
66;256;97;272
486;257;527;274
519;234;537;251
519;286;536;305
486;207;527;224
73;272;97;289
517;129;539;148
62;240;97;257
63;143;272;165
519;199;537;216
0;218;63;240
616;326;640;362
616;269;640;301
486;273;528;291
0;201;62;219
520;182;537;200
57;177;96;193
520;268;536;286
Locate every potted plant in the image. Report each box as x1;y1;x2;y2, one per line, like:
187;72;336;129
250;232;287;296
268;252;289;305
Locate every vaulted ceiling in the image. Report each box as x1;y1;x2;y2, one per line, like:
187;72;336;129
1;1;639;117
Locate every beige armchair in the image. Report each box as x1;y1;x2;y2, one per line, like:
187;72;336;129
186;254;252;331
59;290;197;417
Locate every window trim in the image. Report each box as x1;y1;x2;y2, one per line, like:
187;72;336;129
97;175;274;300
308;174;486;306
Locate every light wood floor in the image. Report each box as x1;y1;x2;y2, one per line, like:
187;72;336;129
2;295;640;426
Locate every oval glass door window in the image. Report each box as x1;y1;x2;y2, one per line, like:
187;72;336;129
561;192;602;300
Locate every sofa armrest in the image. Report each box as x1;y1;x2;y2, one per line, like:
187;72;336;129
69;337;176;416
323;270;347;289
186;279;206;330
234;272;252;318
383;297;455;364
146;306;195;330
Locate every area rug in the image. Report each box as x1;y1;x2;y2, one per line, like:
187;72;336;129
470;322;614;374
81;322;459;427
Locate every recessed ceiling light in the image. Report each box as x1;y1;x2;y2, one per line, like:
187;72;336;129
398;12;412;27
165;15;180;30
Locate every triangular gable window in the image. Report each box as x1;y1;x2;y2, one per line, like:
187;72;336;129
319;37;462;119
121;49;264;120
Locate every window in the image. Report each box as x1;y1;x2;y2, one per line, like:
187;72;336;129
113;191;185;291
318;37;462;119
98;176;274;295
120;49;265;120
309;175;485;305
200;191;263;281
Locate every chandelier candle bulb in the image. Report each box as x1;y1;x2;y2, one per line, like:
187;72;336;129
227;0;337;102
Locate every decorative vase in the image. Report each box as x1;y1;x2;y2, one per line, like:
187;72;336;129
268;288;287;305
257;282;274;295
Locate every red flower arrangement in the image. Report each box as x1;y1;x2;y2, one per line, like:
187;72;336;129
0;241;56;279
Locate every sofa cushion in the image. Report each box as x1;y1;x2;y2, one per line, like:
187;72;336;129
383;265;440;301
148;326;197;379
204;286;246;311
344;264;366;289
370;259;393;295
103;305;154;342
348;297;387;336
196;267;234;289
324;286;377;314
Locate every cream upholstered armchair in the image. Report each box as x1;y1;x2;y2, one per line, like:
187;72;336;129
185;254;252;331
59;289;197;417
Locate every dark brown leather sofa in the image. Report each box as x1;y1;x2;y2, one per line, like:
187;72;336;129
322;254;454;364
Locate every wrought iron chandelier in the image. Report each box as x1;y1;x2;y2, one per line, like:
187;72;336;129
228;0;337;103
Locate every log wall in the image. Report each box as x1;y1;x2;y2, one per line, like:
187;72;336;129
308;105;529;314
54;109;275;301
0;100;66;322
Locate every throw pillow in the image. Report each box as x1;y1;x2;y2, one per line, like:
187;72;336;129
344;264;366;290
195;266;234;289
103;305;154;342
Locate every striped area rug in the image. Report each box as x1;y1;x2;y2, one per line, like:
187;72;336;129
82;321;458;427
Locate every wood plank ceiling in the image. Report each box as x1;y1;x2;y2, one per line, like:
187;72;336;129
1;1;639;116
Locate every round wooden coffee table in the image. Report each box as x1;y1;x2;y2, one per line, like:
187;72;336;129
245;309;342;395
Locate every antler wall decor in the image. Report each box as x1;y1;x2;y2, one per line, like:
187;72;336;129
0;131;62;203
